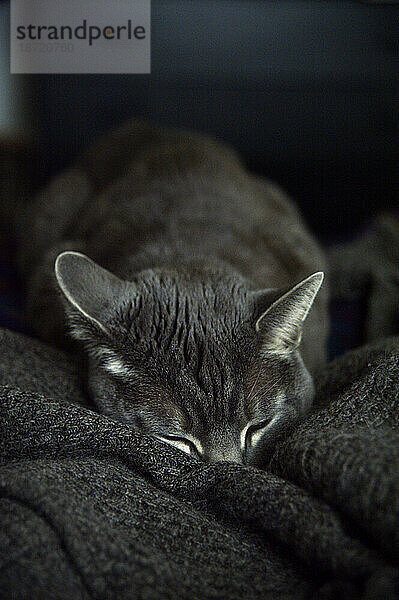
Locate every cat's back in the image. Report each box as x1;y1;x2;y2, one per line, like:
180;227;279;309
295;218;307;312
20;119;297;277
18;120;327;365
79;119;248;192
66;120;316;287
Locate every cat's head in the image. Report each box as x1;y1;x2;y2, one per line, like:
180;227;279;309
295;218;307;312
55;251;324;466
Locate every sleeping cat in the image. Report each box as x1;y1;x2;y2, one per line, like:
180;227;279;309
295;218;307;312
17;120;328;466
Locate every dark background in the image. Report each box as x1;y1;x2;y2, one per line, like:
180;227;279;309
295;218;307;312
13;0;399;243
1;0;398;353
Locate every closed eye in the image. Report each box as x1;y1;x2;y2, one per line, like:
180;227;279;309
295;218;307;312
241;419;274;452
157;434;203;458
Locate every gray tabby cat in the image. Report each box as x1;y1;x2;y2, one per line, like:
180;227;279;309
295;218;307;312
18;120;328;466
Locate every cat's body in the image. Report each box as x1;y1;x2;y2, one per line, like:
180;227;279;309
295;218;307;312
17;120;328;465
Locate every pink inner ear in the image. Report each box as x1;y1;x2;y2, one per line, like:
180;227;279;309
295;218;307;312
278;322;302;351
255;272;323;354
55;250;128;333
256;310;303;355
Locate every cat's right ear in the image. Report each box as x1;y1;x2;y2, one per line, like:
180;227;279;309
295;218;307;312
54;251;127;339
253;272;324;356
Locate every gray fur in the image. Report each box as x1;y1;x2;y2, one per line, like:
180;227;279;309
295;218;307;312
18;120;328;464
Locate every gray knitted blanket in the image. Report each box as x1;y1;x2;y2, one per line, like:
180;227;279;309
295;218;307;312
0;327;398;600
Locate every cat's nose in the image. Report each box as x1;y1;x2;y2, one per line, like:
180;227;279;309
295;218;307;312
207;446;243;464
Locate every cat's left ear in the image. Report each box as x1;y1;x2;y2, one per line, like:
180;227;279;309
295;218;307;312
254;272;324;355
55;251;127;337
